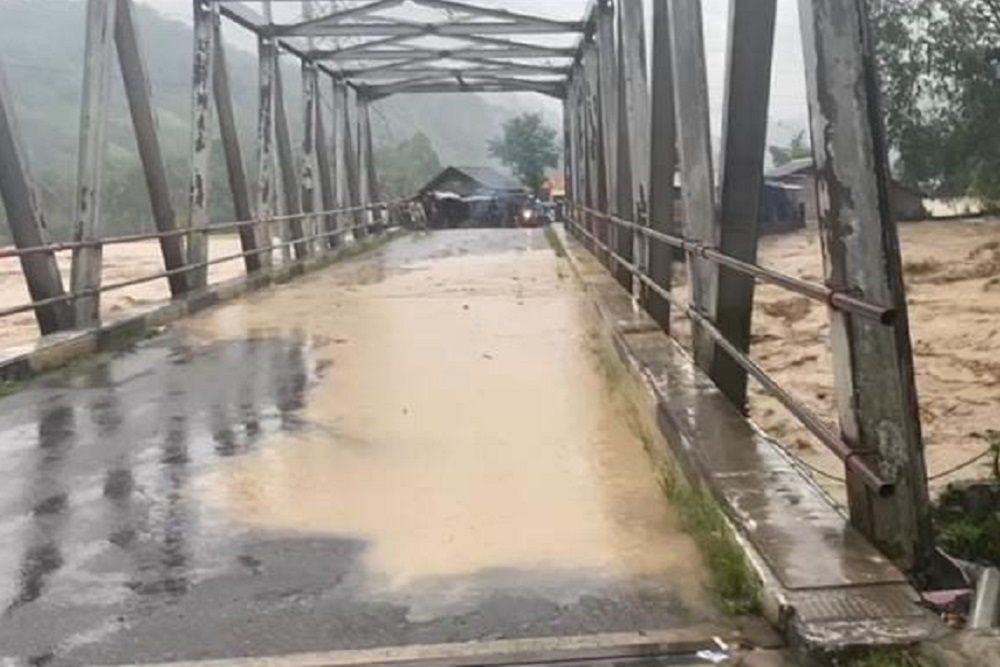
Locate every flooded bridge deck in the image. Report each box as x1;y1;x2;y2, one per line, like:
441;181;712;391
0;230;727;665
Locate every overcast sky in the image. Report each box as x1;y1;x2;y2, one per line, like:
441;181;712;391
136;0;810;137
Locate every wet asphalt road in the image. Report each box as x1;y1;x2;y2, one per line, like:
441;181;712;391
0;230;720;665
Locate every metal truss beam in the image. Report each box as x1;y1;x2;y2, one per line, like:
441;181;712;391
311;46;575;61
269;20;585;38
412;0;576;30
343;65;569;80
364;77;564;99
286;0;404;32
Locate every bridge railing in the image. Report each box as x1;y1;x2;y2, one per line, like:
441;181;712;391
0;202;396;328
0;0;390;342
563;0;936;578
565;203;892;496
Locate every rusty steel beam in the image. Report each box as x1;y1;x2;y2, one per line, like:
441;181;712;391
273;60;309;260
669;0;718;372
255;29;278;268
71;0;117;327
798;0;933;575
185;0;218;290
0;55;74;334
300;64;320;250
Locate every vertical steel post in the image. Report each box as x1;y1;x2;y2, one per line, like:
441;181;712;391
300;60;319;252
255;3;277;267
613;4;635;292
115;0;189;295
571;67;586;238
273;60;308;260
187;0;220;287
357;97;371;232
669;0;718;371
596;0;617;267
299;0;320;252
185;0;217;290
343;87;362;237
71;0;118;327
562;94;571;225
711;0;777;407
798;0;933;574
212;19;261;273
647;0;677;331
363;100;379;227
0;56;74;334
332;80;347;241
582;44;602;256
314;75;337;248
620;0;650;303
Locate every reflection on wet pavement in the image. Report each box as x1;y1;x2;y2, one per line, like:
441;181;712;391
0;230;721;665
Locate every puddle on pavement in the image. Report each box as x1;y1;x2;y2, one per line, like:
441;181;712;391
184;233;713;614
0;335;318;616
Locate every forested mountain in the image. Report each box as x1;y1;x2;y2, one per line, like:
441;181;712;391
0;0;554;240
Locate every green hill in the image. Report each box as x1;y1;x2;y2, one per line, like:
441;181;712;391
0;0;559;240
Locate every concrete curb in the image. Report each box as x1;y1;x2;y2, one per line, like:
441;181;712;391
0;232;400;386
555;226;945;657
101;627;726;667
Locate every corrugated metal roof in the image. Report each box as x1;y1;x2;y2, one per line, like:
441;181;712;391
451;166;524;191
765;157;814;179
418;166;526;195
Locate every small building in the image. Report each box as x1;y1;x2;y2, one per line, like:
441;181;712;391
764;157;818;224
417;166;528;228
765;158;929;226
759;181;805;235
418;166;526;199
891;181;929;221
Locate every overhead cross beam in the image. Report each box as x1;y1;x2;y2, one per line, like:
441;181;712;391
346;65;570;80
218;0;581;100
269;21;585;38
309;46;576;61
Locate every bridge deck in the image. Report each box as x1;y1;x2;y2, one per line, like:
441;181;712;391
0;230;730;665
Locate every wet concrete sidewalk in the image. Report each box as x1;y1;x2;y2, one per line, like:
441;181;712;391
0;230;725;665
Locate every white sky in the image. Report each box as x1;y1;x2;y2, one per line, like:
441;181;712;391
136;0;810;135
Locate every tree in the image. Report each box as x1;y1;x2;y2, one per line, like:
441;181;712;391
374;132;442;199
487;112;560;194
872;0;1000;199
768;130;811;167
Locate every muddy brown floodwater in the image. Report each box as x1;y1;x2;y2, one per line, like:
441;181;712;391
0;237;245;350
746;219;1000;502
184;230;714;613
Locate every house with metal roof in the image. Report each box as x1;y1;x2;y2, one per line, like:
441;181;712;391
765;157;928;225
418;166;526;198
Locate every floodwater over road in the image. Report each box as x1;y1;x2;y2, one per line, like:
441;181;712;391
0;230;720;665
